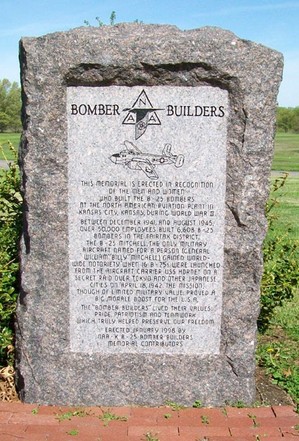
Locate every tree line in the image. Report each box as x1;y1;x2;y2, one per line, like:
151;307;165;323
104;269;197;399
276;106;299;133
0;77;298;134
0;79;21;132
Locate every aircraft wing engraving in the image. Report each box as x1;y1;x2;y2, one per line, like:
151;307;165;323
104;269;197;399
123;140;142;154
135;158;159;180
110;141;184;180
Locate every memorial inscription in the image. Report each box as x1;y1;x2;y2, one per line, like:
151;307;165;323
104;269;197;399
17;24;283;406
68;86;228;354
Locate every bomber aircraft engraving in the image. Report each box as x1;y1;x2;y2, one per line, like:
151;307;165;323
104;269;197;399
110;140;185;180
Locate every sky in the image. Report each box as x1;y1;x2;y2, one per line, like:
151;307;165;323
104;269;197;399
0;0;298;107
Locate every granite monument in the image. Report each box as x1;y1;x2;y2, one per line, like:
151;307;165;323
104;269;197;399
16;24;283;406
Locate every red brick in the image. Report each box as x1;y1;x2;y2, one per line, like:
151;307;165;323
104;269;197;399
131;406;180;425
280;425;299;437
176;428;229;441
229;439;284;441
230;425;282;437
0;436;32;441
99;406;131;417
9;412;58;425
130;407;163;416
282;436;299;441
115;436;138;441
179;425;231;438
97;433;129;441
225;406;253;418
179;416;229;427
0;423;27;439
176;407;200;417
0;412;13;423
22;407;97;424
226;406;274;418
98;406;131;425
128;425;179;441
156;413;180;426
98;435;129;441
129;407;162;425
202;438;253;441
178;407;229;427
46;427;103;441
20;434;49;441
198;407;230;419
51;405;98;415
0;402;36;414
28;423;128;440
26;423;75;434
152;406;180;417
49;405;89;417
36;405;63;415
90;424;128;437
98;427;130;441
63;415;106;427
246;407;275;418
42;410;128;428
259;416;299;427
241;416;278;428
0;403;297;441
272;405;297;417
181;407;227;416
49;405;77;412
255;439;292;441
227;416;255;428
39;408;103;426
216;438;253;441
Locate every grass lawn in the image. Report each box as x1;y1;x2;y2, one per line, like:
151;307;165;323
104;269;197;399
267;175;299;242
273;132;299;171
0;133;20;160
257;289;299;405
257;174;299;409
261;141;299;405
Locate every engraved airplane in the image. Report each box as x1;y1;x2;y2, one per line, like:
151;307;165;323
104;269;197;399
110;140;185;180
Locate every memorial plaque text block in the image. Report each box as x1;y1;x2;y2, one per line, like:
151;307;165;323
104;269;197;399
68;86;228;354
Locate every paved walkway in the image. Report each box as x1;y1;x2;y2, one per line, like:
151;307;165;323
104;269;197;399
0;402;297;440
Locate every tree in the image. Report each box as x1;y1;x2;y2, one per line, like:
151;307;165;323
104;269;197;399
276;106;299;133
291;107;299;133
276;107;292;133
0;112;10;132
0;79;21;132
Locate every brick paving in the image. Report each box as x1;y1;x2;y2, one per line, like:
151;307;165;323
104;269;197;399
0;402;297;440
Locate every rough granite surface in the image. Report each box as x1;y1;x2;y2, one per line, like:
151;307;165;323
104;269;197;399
16;24;283;406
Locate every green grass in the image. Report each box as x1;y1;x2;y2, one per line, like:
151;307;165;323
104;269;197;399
267;175;299;242
0;133;21;160
273;133;299;171
257;290;299;405
260;161;299;405
274;289;299;340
